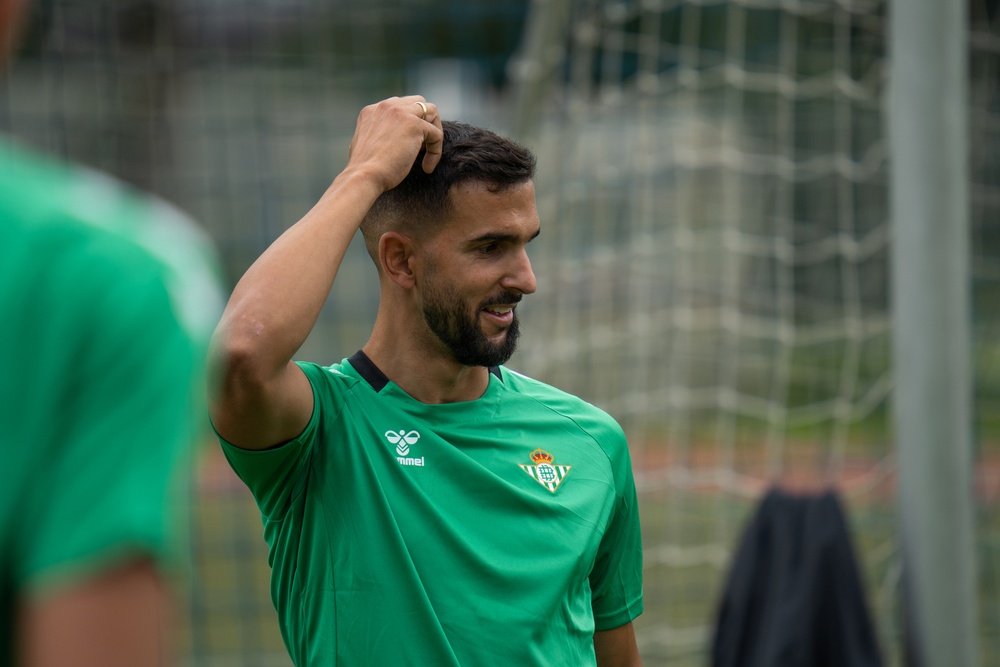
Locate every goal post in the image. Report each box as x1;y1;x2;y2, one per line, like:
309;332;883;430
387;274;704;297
889;0;979;664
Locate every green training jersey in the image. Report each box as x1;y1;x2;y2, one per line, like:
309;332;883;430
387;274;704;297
221;351;644;666
0;139;223;665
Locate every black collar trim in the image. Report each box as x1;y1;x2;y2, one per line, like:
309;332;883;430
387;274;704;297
348;350;389;392
348;350;502;392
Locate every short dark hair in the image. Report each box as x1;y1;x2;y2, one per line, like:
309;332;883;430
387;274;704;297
361;120;536;263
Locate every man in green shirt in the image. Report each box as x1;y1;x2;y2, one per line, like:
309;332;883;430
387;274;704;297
212;97;644;665
0;1;223;664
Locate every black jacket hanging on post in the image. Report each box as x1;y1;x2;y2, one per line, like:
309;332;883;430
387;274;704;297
710;487;883;667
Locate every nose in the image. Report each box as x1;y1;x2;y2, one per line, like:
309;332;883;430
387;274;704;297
501;248;537;295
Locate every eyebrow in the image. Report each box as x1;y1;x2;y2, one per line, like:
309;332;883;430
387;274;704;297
466;228;541;246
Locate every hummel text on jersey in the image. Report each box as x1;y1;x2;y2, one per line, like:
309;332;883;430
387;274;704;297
397;455;425;467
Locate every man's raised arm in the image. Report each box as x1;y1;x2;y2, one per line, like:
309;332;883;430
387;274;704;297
210;96;443;449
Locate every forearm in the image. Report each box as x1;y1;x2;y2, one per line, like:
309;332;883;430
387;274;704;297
215;168;382;377
20;559;169;667
594;623;643;667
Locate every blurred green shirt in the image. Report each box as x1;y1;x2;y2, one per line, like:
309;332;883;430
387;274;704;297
0;139;222;665
220;353;644;666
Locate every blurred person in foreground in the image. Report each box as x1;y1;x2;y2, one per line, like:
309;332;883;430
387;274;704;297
211;96;644;666
0;1;223;665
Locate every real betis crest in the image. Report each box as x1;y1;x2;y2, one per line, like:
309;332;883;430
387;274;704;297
519;448;571;493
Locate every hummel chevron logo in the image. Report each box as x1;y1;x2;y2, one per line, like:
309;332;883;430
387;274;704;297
385;429;424;467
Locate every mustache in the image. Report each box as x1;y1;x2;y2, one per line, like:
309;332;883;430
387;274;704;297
480;291;524;309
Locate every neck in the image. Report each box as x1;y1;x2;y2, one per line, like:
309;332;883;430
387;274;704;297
363;309;491;404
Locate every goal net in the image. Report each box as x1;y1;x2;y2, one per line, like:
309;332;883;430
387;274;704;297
2;0;996;664
508;0;999;664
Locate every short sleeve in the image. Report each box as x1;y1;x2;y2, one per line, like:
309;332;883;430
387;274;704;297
16;234;212;594
217;362;326;521
589;435;645;630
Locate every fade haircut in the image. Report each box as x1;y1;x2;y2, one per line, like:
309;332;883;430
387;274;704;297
360;120;536;265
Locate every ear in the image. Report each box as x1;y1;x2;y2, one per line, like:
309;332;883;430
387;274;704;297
378;231;416;288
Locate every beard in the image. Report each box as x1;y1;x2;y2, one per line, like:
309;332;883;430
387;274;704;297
421;284;522;367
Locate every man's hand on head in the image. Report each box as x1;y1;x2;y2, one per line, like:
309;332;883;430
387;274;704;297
346;96;444;192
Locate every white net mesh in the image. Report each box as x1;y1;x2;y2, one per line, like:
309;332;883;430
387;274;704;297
510;0;999;663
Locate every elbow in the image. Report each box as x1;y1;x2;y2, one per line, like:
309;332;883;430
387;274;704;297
209;320;277;403
208;330;278;437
